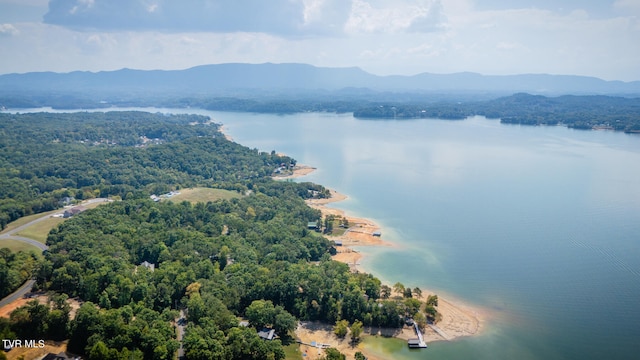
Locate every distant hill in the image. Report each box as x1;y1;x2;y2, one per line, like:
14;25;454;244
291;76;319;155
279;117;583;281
1;63;639;96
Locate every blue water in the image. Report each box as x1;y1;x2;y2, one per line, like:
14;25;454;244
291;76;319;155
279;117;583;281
213;112;640;360
9;108;640;359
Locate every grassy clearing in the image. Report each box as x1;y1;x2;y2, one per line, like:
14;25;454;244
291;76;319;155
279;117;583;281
0;209;60;235
2;199;113;239
0;239;42;255
283;342;304;360
167;188;242;204
328;227;348;237
0;199;109;236
15;217;65;243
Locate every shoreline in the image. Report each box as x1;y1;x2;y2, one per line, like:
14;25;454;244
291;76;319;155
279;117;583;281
217;122;484;356
296;168;484;358
218;124;234;141
272;164;317;180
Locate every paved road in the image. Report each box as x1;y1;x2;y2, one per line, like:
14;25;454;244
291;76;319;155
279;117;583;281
0;198;112;305
0;279;36;308
0;235;48;251
176;309;186;359
0;197;112;245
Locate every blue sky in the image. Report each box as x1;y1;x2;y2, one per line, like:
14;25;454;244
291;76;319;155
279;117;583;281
1;0;639;81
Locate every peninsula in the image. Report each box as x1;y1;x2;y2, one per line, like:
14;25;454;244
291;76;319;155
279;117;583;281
0;110;480;360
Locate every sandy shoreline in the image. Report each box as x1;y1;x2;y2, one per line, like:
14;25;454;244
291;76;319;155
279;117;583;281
272;165;317;180
218;124;234;141
297;170;484;358
215;123;484;356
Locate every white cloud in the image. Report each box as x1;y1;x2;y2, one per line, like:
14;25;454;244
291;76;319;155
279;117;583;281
77;32;117;54
345;0;447;34
0;0;639;81
42;0;349;37
301;0;351;35
0;23;19;36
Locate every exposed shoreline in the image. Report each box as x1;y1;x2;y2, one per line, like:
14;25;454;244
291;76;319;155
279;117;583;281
218;124;234;141
218;123;485;357
272;164;317;180
289;165;484;359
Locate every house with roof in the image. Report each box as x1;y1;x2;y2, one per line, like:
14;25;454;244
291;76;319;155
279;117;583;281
63;206;86;218
257;328;276;341
140;261;155;272
41;352;80;360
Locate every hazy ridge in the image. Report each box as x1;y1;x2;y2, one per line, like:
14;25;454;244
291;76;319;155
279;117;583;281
2;63;640;96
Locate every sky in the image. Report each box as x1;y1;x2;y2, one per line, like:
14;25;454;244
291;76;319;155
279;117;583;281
0;0;639;81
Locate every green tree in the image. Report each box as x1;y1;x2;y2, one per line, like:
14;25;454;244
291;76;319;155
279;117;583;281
324;216;333;233
9;300;49;338
333;319;349;338
323;348;346;360
424;305;438;322
273;308;297;337
246;300;275;329
380;285;391;299
403;287;413;298
404;298;422;318
355;352;366;360
413;311;427;330
68;303;101;354
392;282;405;297
350;320;363;343
88;341;110;360
47;309;70;341
412;287;422;299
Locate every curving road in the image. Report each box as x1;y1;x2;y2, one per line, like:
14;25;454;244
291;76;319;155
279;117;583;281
0;279;36;308
0;198;112;304
0;197;112;247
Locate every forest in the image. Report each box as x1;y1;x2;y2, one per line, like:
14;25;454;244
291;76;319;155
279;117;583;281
2;92;639;132
0;111;303;230
0;111;434;360
353;93;640;132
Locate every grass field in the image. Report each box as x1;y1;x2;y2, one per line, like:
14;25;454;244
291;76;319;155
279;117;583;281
0;239;43;255
167;188;242;204
15;217;66;243
283;343;304;360
0;209;60;235
8;200;108;243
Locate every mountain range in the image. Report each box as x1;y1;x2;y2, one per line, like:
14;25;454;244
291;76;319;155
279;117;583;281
1;63;639;97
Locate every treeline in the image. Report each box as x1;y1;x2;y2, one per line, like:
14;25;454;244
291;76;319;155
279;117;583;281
0;111;299;229
353;103;470;120
4;92;640;131
5;92;638;132
0;249;39;298
353;93;640;132
474;93;640;132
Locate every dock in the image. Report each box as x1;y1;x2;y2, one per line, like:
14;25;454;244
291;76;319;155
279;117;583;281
408;322;428;348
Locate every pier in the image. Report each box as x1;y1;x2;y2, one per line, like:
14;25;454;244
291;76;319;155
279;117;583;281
408;322;428;348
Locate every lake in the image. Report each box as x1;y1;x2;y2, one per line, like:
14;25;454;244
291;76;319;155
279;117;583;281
212;111;640;360
8;108;640;359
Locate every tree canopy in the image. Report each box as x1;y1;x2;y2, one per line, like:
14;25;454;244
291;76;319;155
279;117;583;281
0;111;412;359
